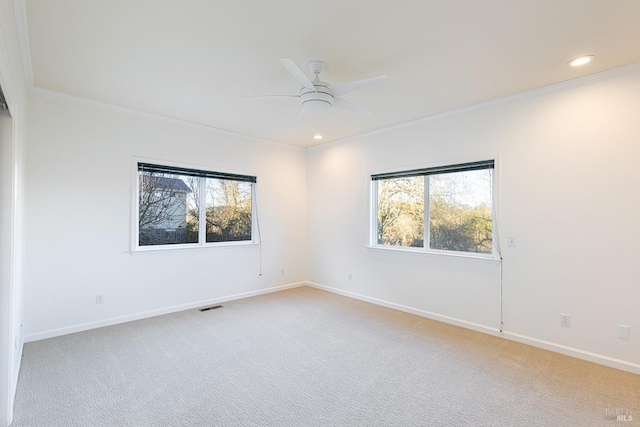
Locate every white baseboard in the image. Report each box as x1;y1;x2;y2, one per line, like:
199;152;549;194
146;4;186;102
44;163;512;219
24;282;306;343
502;331;640;375
306;282;640;375
306;282;501;336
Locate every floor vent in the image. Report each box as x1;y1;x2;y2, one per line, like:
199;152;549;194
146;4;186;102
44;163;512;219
199;305;223;312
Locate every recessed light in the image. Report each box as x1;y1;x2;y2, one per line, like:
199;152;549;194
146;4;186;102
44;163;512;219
313;134;323;140
568;55;595;67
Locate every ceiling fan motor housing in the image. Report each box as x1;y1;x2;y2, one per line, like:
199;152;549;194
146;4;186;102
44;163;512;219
300;82;334;112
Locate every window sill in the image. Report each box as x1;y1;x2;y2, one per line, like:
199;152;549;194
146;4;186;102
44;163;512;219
367;245;501;263
129;241;260;255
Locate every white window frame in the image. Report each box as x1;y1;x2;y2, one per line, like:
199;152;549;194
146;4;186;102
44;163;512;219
369;157;500;261
131;158;259;252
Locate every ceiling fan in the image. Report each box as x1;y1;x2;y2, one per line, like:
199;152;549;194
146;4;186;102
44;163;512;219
248;58;388;115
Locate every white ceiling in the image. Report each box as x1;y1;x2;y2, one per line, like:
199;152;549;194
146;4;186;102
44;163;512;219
21;0;640;147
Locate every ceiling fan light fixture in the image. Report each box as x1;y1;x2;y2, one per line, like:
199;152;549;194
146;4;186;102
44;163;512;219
568;55;595;67
302;99;333;112
300;84;334;112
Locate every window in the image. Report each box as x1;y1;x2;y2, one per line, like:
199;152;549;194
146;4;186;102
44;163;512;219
136;162;256;248
372;160;495;256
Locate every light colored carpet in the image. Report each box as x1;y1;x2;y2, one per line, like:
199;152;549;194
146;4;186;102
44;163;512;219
11;286;640;426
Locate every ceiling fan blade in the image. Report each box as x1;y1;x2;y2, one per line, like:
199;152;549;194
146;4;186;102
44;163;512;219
279;58;317;93
330;75;388;97
333;97;370;115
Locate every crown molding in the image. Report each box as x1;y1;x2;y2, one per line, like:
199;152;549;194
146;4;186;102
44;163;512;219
311;61;640;151
28;60;640;153
30;87;305;151
12;0;34;90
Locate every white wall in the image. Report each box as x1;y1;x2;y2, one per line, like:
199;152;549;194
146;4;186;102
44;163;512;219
307;67;640;373
23;94;308;340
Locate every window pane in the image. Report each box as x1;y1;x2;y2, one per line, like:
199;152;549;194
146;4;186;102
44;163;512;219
429;169;492;254
377;177;424;247
138;172;199;246
206;179;252;242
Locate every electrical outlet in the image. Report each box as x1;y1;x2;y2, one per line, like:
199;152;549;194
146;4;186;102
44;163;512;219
560;314;571;328
95;294;104;305
348;274;352;281
280;269;285;276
